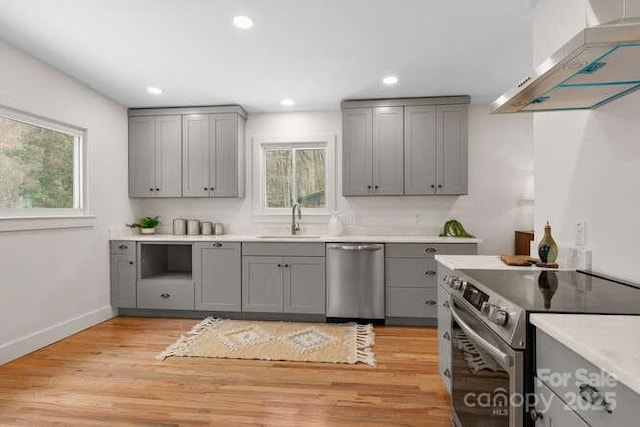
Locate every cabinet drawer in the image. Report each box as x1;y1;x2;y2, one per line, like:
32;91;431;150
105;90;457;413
386;243;477;258
386;258;437;288
137;281;195;310
533;377;588;427
197;241;241;251
110;240;135;255
386;287;438;318
242;242;325;257
536;329;639;426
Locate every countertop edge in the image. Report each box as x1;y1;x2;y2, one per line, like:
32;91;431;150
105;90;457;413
530;314;640;396
109;234;483;244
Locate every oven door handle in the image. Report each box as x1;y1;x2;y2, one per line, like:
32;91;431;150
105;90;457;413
450;304;512;368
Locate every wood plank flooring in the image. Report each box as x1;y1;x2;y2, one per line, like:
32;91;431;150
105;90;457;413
0;317;451;426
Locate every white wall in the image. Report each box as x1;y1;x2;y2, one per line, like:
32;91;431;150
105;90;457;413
0;42;131;363
133;106;533;255
533;0;640;282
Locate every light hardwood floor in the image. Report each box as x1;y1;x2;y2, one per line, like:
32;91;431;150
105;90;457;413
0;317;451;426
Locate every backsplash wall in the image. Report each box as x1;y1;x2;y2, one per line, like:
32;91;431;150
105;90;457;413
131;105;533;255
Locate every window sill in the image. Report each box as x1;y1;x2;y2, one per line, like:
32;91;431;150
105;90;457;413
0;215;97;232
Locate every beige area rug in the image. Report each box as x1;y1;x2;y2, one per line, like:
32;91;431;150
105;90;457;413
157;318;376;366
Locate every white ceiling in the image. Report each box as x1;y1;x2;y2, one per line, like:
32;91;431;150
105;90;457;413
0;0;533;112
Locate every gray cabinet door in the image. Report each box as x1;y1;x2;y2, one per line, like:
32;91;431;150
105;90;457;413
210;114;238;197
242;256;283;312
155;115;182;197
128;116;156;197
283;257;326;314
436;104;468;195
372;106;404;195
110;254;136;308
404;105;437;195
342;108;373;196
182;114;211;197
194;242;241;311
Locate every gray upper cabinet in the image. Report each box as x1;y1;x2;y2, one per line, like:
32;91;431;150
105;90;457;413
372;107;404;195
342;106;403;196
128;105;247;199
404;105;437;194
129;115;182;197
342;96;469;197
342;108;373;196
182;113;245;198
436;104;468;195
194;242;241;311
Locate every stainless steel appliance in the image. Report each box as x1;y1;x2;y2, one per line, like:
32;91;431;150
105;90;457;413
442;270;640;427
326;243;384;320
492;18;640;113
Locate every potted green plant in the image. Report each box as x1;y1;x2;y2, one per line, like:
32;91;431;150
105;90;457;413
126;216;160;235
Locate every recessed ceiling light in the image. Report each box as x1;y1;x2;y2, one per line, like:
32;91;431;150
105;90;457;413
281;98;295;106
147;87;163;95
233;15;254;29
382;76;398;85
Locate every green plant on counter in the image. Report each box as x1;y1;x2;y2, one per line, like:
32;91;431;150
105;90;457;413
126;216;160;229
440;219;475;238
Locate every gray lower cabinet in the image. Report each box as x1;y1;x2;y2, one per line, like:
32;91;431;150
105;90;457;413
437;263;453;394
182;113;245;198
128;115;182;197
110;253;136;308
137;280;194;310
193;242;241;311
533;377;588;427
342;97;469;197
242;243;326;315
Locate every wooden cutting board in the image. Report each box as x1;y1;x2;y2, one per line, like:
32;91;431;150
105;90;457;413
500;254;538;266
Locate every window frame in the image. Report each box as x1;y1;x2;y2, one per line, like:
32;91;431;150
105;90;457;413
0;105;93;232
252;133;335;221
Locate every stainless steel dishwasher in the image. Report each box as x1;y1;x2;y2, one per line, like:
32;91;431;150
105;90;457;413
326;243;384;320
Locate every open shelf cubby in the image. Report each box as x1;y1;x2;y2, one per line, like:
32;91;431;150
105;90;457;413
139;243;193;283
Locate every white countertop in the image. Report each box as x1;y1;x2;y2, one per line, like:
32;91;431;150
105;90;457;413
110;233;481;244
530;314;640;395
435;255;571;271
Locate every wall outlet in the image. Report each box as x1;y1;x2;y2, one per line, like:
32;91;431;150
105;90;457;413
575;220;586;247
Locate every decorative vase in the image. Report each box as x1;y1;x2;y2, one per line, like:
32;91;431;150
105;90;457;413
537;221;558;264
328;212;344;236
139;227;156;235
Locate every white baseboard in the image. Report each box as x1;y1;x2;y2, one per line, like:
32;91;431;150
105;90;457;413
0;305;116;365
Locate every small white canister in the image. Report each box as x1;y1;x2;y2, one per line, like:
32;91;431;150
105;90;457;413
173;218;187;235
201;222;214;235
187;219;201;235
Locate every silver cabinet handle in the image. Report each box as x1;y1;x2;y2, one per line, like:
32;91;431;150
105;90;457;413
425;300;437;306
425;270;436;276
118;244;128;250
212;242;222;247
424;247;437;253
450;303;512;368
443;332;450;341
330;244;382;251
160;293;170;299
443;301;450;308
443;369;451;378
529;408;543;422
578;383;613;413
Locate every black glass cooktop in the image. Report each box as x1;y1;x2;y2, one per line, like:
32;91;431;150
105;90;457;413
458;269;640;314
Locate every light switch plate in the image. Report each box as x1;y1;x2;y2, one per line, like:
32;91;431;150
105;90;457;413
575;220;586;247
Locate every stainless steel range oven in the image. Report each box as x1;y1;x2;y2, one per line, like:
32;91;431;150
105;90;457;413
450;294;523;427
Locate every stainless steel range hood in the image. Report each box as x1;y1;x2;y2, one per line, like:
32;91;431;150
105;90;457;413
492;18;640;113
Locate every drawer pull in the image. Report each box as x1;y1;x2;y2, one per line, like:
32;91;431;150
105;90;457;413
425;270;436;276
160;293;170;299
118;244;128;250
424;300;437;306
424;247;437;253
212;242;223;247
443;368;451;378
529;408;543;422
578;383;613;413
443;332;450;341
443;301;450;308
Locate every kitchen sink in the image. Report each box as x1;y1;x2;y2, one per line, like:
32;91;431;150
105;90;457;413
255;235;321;239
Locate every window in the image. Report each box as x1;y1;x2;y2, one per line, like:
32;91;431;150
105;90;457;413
253;134;335;218
0;106;85;217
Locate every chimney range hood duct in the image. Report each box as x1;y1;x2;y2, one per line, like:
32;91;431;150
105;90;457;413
492;18;640;113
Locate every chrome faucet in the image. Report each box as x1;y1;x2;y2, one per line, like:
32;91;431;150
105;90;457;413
291;203;301;235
